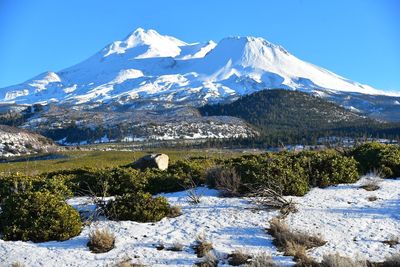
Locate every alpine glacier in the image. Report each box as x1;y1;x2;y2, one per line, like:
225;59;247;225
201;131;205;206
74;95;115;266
0;28;397;110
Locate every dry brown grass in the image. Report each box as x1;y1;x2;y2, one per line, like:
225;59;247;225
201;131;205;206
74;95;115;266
184;177;202;204
193;235;213;257
268;218;326;250
285;240;307;257
167;205;182;218
11;263;24;267
194;251;218;267
87;228;115;253
267;218;325;265
208;166;242;197
360;176;381;191
245;252;277;267
360;183;380;191
247;183;298;217
228;250;251;266
320;253;367;267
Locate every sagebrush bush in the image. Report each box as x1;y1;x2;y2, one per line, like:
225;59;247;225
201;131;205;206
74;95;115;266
0;191;82;242
106;191;170;222
351;142;400;178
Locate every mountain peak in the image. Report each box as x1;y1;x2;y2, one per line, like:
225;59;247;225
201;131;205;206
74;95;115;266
204;35;289;70
103;28;187;58
124;28;164;43
1;27;394;110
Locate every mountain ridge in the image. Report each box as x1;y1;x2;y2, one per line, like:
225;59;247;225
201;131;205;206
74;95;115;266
1;28;399;122
199;89;400;145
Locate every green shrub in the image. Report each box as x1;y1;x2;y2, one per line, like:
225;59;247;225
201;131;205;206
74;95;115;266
144;169;183;194
297;150;359;187
44;167;147;196
0;173;41;201
104;167;147;195
224;150;359;195
351;142;400;178
0;173;72;201
106;191;170;222
36;174;73;198
0;191;82;242
226;153;309;196
167;158;215;185
144;158;216;194
44;168;101;195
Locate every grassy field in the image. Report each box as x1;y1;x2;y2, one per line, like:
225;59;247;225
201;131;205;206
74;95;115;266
0;148;243;175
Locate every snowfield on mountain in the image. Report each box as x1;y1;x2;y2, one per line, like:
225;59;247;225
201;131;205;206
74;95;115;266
1;28;397;108
0;178;399;266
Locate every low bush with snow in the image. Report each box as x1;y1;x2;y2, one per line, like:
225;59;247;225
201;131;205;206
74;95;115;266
351;142;400;178
106;192;171;222
0;191;82;242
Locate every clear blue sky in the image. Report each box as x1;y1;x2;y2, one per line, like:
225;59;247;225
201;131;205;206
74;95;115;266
0;0;399;91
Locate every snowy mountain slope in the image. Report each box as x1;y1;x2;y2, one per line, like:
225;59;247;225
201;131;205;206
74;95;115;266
1;28;398;107
0;125;56;157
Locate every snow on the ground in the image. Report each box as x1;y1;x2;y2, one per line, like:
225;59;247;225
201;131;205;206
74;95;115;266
286;177;400;262
0;188;293;267
1;178;399;266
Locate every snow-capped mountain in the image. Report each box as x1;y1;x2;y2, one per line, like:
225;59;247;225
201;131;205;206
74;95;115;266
1;28;399;119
